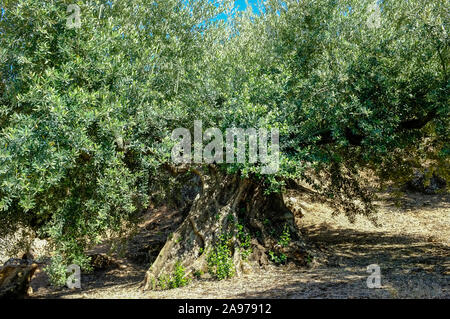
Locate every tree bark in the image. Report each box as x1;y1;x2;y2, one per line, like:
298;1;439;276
0;263;38;299
142;166;309;290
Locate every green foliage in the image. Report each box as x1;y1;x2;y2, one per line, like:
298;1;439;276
45;252;92;287
0;0;447;285
215;0;448;217
227;213;235;224
268;250;287;265
268;224;290;265
305;254;313;265
169;261;190;289
45;255;69;288
278;224;291;248
236;222;252;260
158;261;190;290
207;234;235;280
157;275;170;290
0;0;228;285
193;269;203;279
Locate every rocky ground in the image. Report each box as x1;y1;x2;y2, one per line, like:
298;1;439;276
25;190;450;299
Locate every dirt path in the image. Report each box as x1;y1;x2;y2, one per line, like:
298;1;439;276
30;191;449;299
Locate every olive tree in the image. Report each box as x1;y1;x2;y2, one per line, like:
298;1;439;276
143;0;448;288
0;0;447;288
0;0;229;285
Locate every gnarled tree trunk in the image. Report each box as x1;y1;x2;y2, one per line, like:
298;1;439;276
142;166;309;290
0;263;38;299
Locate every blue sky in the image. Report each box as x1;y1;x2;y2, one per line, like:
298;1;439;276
212;0;262;21
0;1;260;22
234;0;262;13
234;0;256;10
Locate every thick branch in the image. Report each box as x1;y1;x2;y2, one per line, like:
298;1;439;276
399;108;439;130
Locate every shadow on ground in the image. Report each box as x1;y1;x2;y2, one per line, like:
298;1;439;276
30;194;449;299
232;224;449;299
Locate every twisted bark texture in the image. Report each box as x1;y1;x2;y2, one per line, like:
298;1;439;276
143;166;309;290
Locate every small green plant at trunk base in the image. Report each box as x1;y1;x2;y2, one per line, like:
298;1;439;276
169;261;190;288
269;251;287;265
193;270;203;279
278;224;291;247
158;261;190;290
207;234;235;280
236;223;252;260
